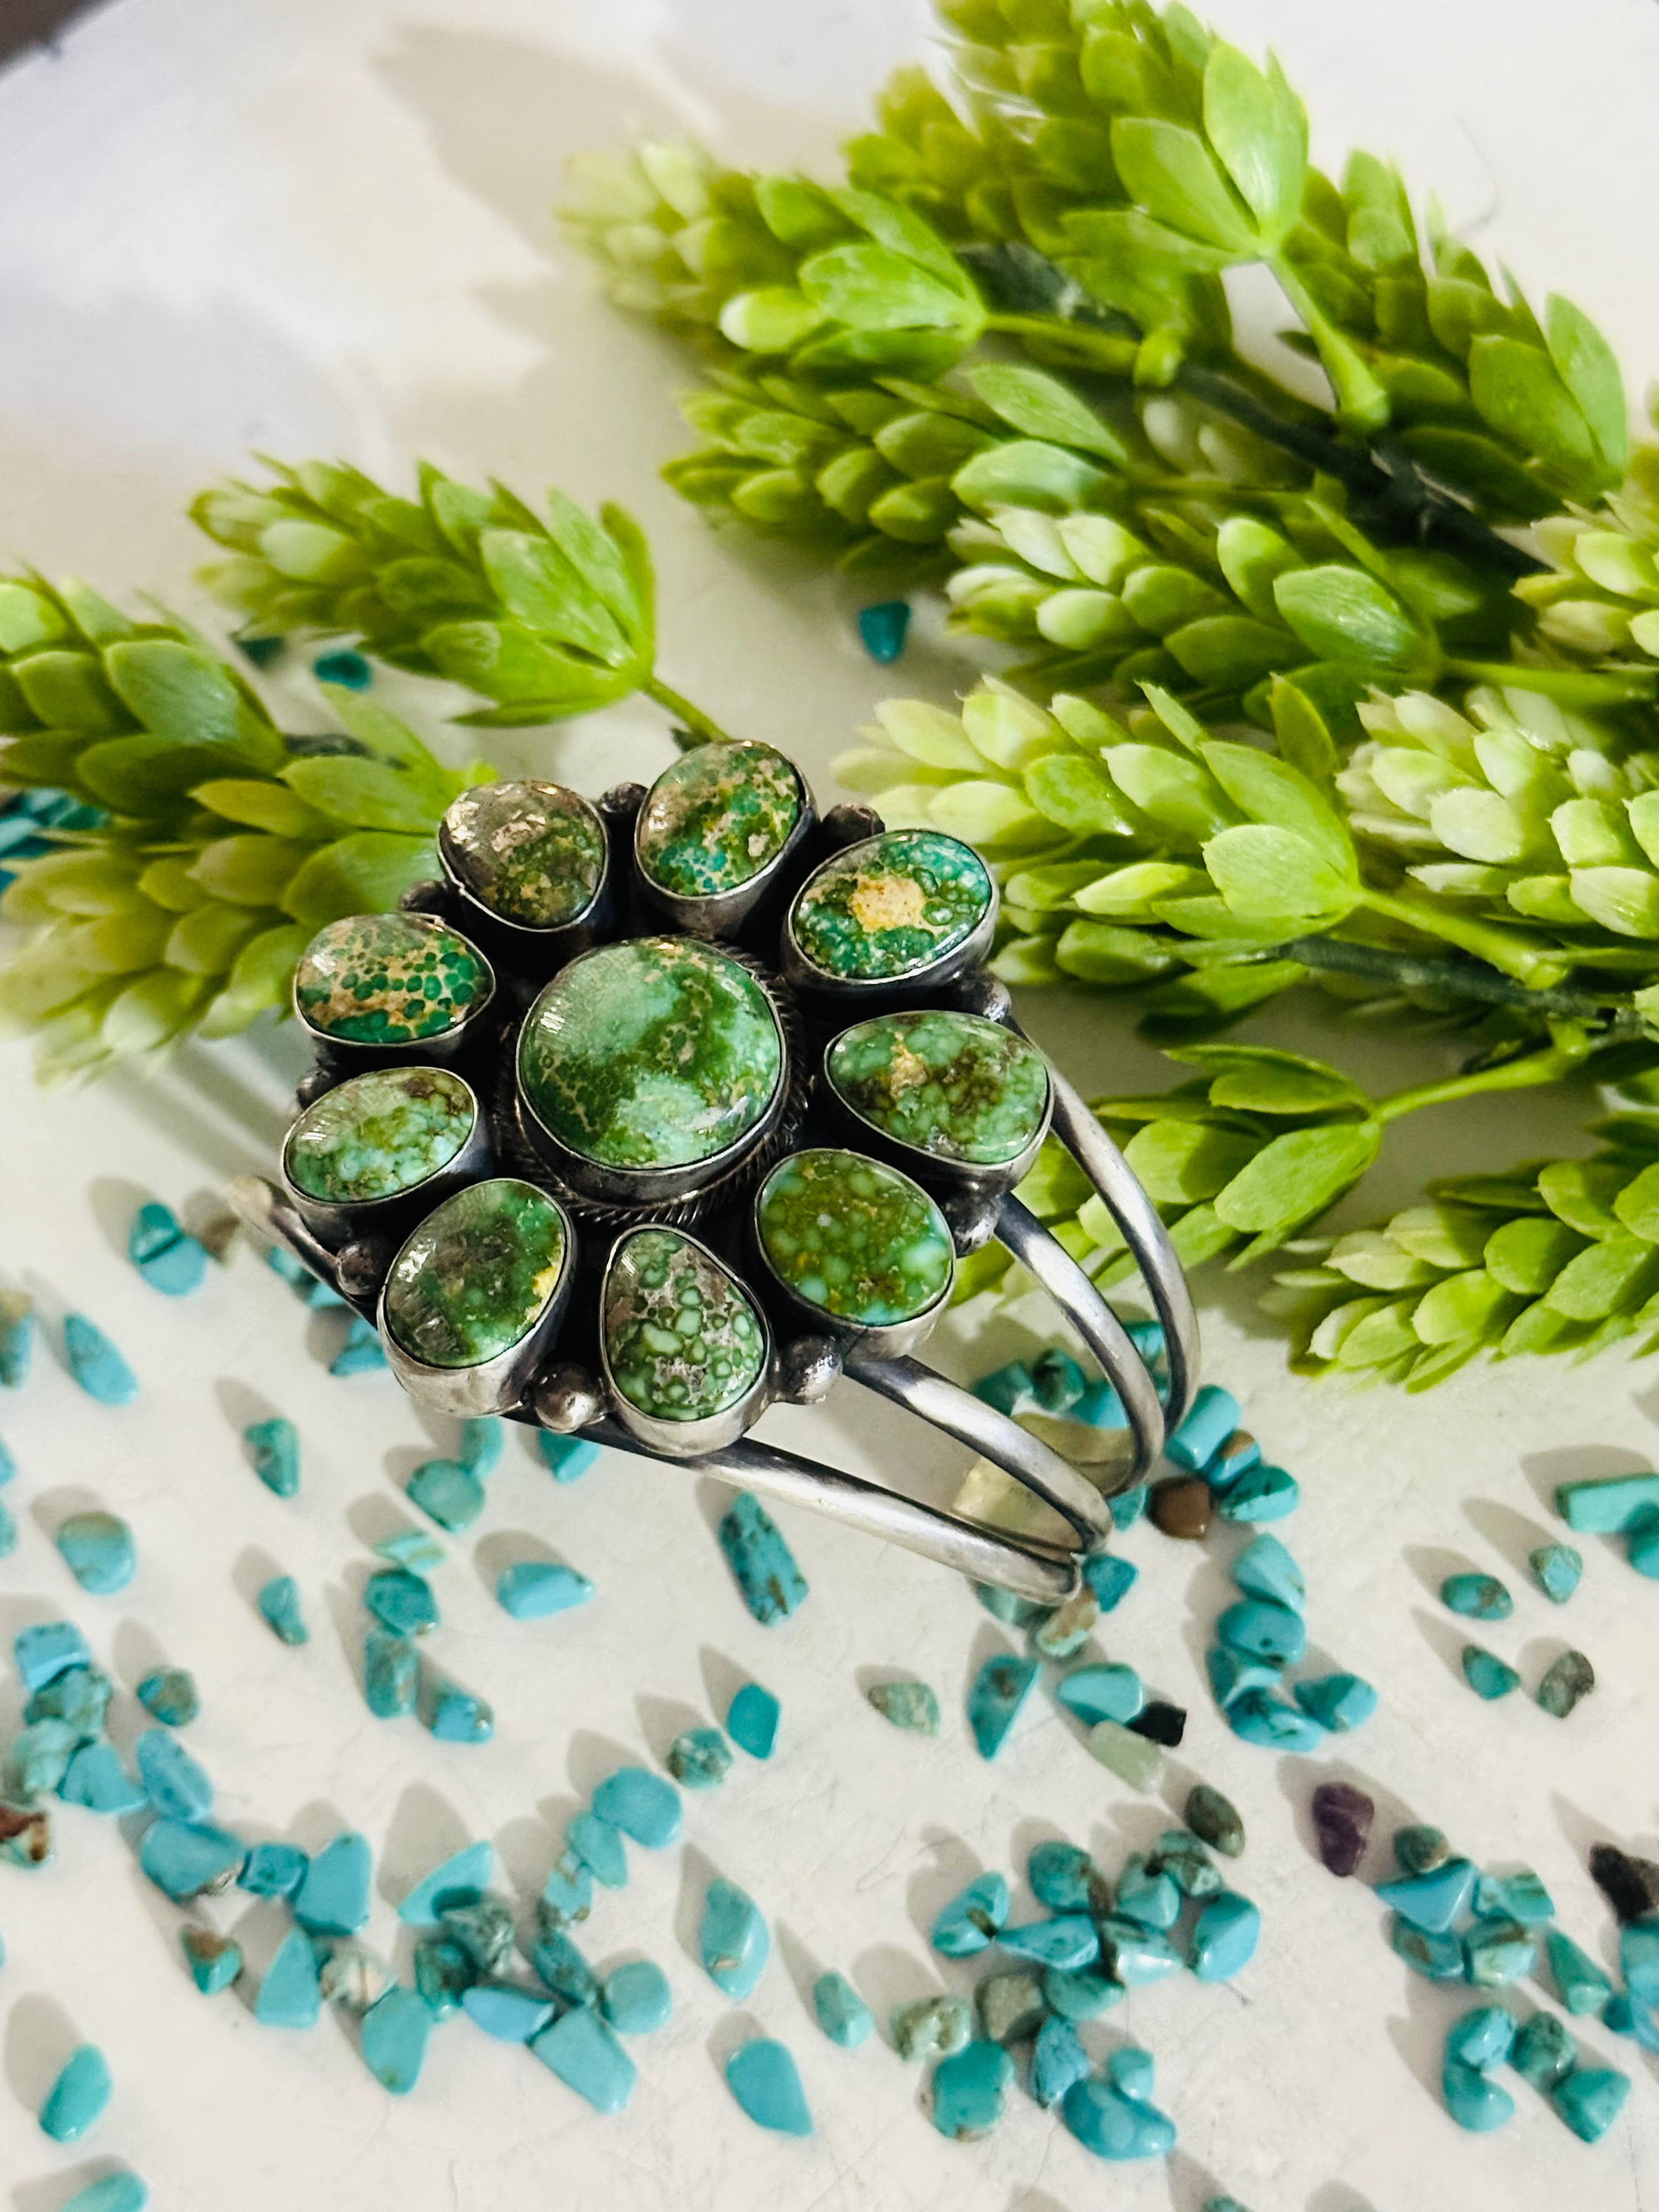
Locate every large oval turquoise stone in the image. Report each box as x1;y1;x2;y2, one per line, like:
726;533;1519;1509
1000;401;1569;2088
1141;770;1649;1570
295;914;489;1045
284;1068;476;1204
635;742;802;900
756;1149;953;1325
791;831;992;982
603;1229;766;1422
440;780;606;928
383;1179;568;1369
826;1011;1048;1167
518;938;782;1172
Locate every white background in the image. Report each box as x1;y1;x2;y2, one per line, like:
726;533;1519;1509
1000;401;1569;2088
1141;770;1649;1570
2;2;1659;2208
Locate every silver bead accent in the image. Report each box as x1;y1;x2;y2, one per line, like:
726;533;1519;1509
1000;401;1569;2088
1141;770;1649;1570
775;1334;842;1405
533;1362;605;1435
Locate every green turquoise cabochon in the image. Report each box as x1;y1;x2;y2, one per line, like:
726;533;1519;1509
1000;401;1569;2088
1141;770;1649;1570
602;1228;768;1421
439;779;607;929
383;1178;569;1369
294;913;490;1045
284;1066;476;1204
517;936;783;1172
826;1011;1049;1169
789;830;992;983
635;741;802;900
755;1148;954;1326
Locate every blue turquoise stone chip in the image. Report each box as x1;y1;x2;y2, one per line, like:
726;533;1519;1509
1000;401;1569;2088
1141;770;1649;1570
60;2172;148;2212
407;1458;484;1531
330;1315;387;1375
257;1575;308;1645
1446;2004;1516;2071
669;1724;735;1781
1628;1514;1659;1577
1042;1965;1122;2021
295;1831;372;1934
1031;2016;1090;2109
1149;1831;1222;1898
998;1915;1098;1969
496;1561;593;1618
700;1875;768;1999
1109;1481;1148;1530
364;1567;439;1637
1293;1673;1377;1733
967;1652;1040;1758
1096;1917;1182;1987
727;1682;780;1758
1461;1646;1520;1700
313;648;371;689
856;600;910;664
592;1766;681;1848
24;1660;109;1731
40;2044;112;2141
717;1492;809;1624
181;1926;242;1994
428;1683;492;1742
1551;2065;1631;2143
540;1849;594;1926
973;1360;1032;1417
360;1984;431;2094
1205;1430;1262;1489
1189;1892;1260;1981
244;1418;299;1498
1081;1553;1138;1611
399;1840;493;1926
1390;1917;1465;1981
1605;1993;1659;2052
568;1809;629;1886
64;1315;138;1404
1530;1542;1583;1603
1028;1842;1097;1914
1216;1465;1298;1521
1556;1470;1659;1532
375;1528;445;1572
1443;2056;1515;2131
1513;2011;1576;2086
1231;1533;1304;1612
1165;1384;1239;1472
128;1203;207;1296
726;2039;814;2138
1114;1858;1181;1931
1621;1917;1659;1998
1216;1599;1305;1666
602;1959;672;2034
1375;1857;1477;1934
1056;1661;1144;1726
135;1729;212;1821
529;2005;637;2112
137;1668;199;1726
1544;1927;1612;2013
256;1927;323;2028
813;1970;873;2047
528;1925;598;2007
364;1628;417;1718
138;1818;244;1900
930;2039;1012;2140
239;1841;308;1899
1062;2076;1177;2159
1223;1689;1324;1752
1107;2045;1155;2100
15;1718;78;1797
537;1432;600;1482
932;1870;1009;1957
1441;1572;1513;1621
1475;1869;1554;1926
459;1417;503;1475
462;1982;555;2042
59;1742;145;1816
55;1511;136;1595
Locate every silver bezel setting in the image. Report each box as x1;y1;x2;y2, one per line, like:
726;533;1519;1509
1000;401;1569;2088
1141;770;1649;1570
778;830;1000;1005
279;1065;493;1245
633;743;816;939
598;1224;775;1458
750;1147;956;1359
438;778;613;966
291;911;498;1070
821;1011;1054;1201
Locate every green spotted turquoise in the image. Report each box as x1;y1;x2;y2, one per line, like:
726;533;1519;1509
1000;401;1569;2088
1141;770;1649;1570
518;938;782;1172
757;1148;953;1326
383;1179;568;1369
603;1229;767;1423
295;915;489;1045
635;742;802;901
284;1068;476;1204
440;780;606;928
827;1011;1048;1168
790;831;992;983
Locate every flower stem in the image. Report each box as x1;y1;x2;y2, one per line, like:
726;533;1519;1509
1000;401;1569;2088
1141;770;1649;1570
642;676;738;752
1355;887;1566;987
1376;1046;1577;1124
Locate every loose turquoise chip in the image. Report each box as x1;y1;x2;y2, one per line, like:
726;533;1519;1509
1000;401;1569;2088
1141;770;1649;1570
1148;1831;1222;1899
893;1994;972;2062
1165;1384;1239;1472
0;1295;36;1388
240;1841;308;1899
59;1742;145;1816
15;1719;78;1798
1082;1553;1138;1611
1443;2056;1514;2131
1097;1916;1182;1988
1189;1892;1260;1981
1605;1993;1659;2051
1186;1786;1245;1858
364;1567;439;1637
459;1417;503;1475
1545;1927;1613;2014
295;1832;372;1935
374;1528;445;1572
856;599;910;663
40;2044;112;2141
665;1728;732;1788
441;1898;516;1974
1031;1589;1098;1662
977;1970;1046;2045
1530;1542;1583;1604
1216;1599;1305;1667
1441;1572;1512;1621
1114;1857;1181;1931
601;1959;672;2035
1055;1661;1144;1726
1537;1649;1595;1718
314;647;371;688
529;2006;637;2112
591;1767;681;1848
407;1458;484;1531
1622;1917;1659;1998
813;1970;873;2047
428;1683;492;1742
1513;2010;1575;2089
1206;1647;1279;1707
1391;1917;1466;1982
330;1316;387;1375
360;1984;431;2094
256;1926;323;2028
1555;1470;1659;1533
1223;1689;1324;1753
973;1361;1034;1417
1205;1430;1261;1489
1042;1965;1121;2021
64;1315;137;1405
717;1492;808;1625
1375;1858;1477;1933
726;2038;812;2137
1551;2065;1630;2143
866;1680;939;1734
726;1682;780;1759
244;1417;299;1498
180;1926;242;1994
136;1729;212;1820
928;2038;1011;2140
60;2172;147;2212
462;1982;555;2042
136;1668;199;1727
1109;1482;1148;1531
257;1575;308;1645
537;1431;599;1482
1400;1824;1449;1876
495;1561;593;1619
974;1581;1044;1626
1062;2076;1177;2160
1628;1514;1659;1577
967;1653;1039;1758
1216;1465;1298;1522
568;1809;628;1887
138;1818;244;1900
1446;2004;1517;2071
1107;2045;1155;2101
999;1915;1099;1970
700;1876;768;1999
414;1937;476;2018
364;1628;417;1718
528;1922;599;2006
398;1841;493;1926
1231;1533;1304;1613
55;1511;136;1595
1293;1673;1377;1733
1461;1645;1520;1700
0;1497;15;1557
128;1202;207;1296
1475;1869;1554;1926
932;1870;1009;1957
1029;1842;1098;1915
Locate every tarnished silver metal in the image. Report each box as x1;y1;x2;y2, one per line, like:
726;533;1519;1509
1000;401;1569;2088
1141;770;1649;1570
772;1334;842;1406
532;1363;606;1436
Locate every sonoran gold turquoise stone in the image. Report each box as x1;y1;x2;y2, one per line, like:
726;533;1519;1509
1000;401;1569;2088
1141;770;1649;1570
284;1068;475;1204
603;1230;766;1421
518;938;782;1171
635;741;802;900
383;1179;567;1369
757;1148;953;1325
295;915;489;1045
791;830;992;981
440;780;606;928
827;1011;1048;1167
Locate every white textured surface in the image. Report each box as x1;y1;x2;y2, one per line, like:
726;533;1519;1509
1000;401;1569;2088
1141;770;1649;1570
1;3;1659;2209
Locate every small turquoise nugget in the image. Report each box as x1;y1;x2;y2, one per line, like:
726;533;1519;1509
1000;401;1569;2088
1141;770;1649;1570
700;1876;768;1999
537;1431;599;1482
462;1983;555;2042
813;1971;873;2048
967;1653;1039;1758
866;1680;939;1734
60;2176;148;2212
1443;2058;1514;2132
1441;1572;1512;1621
1216;1599;1305;1667
60;1742;145;1816
567;1810;627;1888
137;1668;199;1727
407;1458;484;1531
1189;1892;1260;1980
529;2007;636;2112
1293;1674;1377;1733
1082;1553;1138;1611
717;1492;808;1624
128;1203;207;1296
1545;1928;1612;2015
136;1729;212;1821
1217;1465;1298;1522
1475;1869;1554;1926
364;1568;438;1637
360;1985;431;2095
1223;1689;1324;1752
1231;1533;1303;1612
1461;1646;1520;1700
256;1927;322;2029
1030;2016;1090;2108
295;1831;372;1934
591;1767;681;1848
496;1561;592;1618
240;1841;308;1899
1513;2012;1575;2089
930;2040;1012;2140
1056;1662;1144;1726
64;1315;137;1405
1062;2076;1177;2160
1530;1542;1583;1603
727;2038;812;2136
666;1728;731;1787
998;1915;1098;1970
1165;1384;1239;1472
330;1316;386;1375
727;1681;780;1758
244;1418;299;1498
180;1926;242;1994
1028;1841;1098;1914
1551;2067;1630;2143
40;2045;112;2141
1375;1857;1477;1933
932;1870;1009;1957
397;1840;493;1926
364;1629;417;1718
856;600;910;664
257;1575;308;1645
601;1960;672;2035
56;1512;136;1595
1446;2005;1516;2072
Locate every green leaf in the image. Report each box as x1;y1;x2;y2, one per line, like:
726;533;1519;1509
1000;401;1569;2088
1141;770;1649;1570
869;698;981;769
281;755;449;834
1483;1215;1589;1294
1411;1269;1520;1346
1334;1300;1421;1369
828;186;969;287
1110;119;1257;253
421;620;636;713
1467;336;1597;479
1165;615;1296;686
188;836;311;907
192;778;335;839
718;287;826;353
1536;1158;1626;1237
278;833;436;929
10;650;124;733
0;580;71;654
1002;861;1109;912
1392;427;1560;522
1215;516;1303;622
1543;1230;1659;1321
1201;44;1306;240
101;968;212;1055
1074;860;1209;917
1124;1119;1261;1204
1269;677;1340;788
1176;1043;1369;1115
952;439;1112;515
1613;1160;1659;1243
478;531;630;665
1023;753;1137;835
545;490;648;641
966;365;1130;462
1053;918;1178;983
1272;565;1434;679
163;901;271;976
1204;823;1353;920
927;779;1049;850
76;736;242;816
1544;295;1628;475
1199;740;1356;876
1105;744;1232;844
198;920;312;1029
799;243;979;333
1568;866;1659;938
1325;1229;1441;1291
104;640;281;768
2;848;139;916
1015;1137;1093;1221
1212;1119;1381;1236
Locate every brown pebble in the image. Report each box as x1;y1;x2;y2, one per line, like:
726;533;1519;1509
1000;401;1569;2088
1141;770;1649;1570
1311;1780;1374;1877
1150;1475;1212;1540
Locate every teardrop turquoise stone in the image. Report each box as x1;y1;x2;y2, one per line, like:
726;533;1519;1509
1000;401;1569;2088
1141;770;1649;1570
440;779;606;927
635;741;801;899
383;1179;568;1369
294;913;489;1045
603;1228;766;1421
